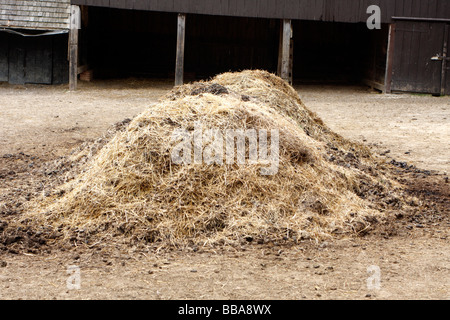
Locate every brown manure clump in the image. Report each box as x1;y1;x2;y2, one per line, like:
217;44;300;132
25;70;411;248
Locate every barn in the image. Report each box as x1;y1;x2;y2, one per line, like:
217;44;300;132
1;1;449;95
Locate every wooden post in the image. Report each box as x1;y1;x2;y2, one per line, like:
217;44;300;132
384;23;396;94
175;13;186;87
69;5;80;91
440;24;448;96
277;23;283;77
280;19;292;84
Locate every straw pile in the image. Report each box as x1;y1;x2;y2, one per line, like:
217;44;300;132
27;70;408;248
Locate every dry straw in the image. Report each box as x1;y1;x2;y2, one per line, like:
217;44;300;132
27;70;408;248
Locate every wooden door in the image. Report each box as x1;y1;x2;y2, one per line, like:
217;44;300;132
390;20;446;95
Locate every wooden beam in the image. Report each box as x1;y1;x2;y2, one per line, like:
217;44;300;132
363;79;386;93
69;5;80;91
69;29;78;91
384;23;396;94
175;13;186;87
289;27;294;85
280;19;292;84
440;24;448;96
277;22;282;77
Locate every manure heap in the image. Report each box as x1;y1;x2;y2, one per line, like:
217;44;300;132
28;70;410;247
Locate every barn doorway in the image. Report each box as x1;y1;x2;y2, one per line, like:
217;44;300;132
82;7;389;90
291;20;389;87
84;8;177;79
84;7;279;81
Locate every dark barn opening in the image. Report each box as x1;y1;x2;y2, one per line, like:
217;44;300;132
85;7;280;80
184;14;280;79
292;20;389;85
85;8;177;79
83;7;388;88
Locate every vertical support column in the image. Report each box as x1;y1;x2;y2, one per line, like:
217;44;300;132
175;13;186;87
280;19;292;84
69;5;81;91
277;23;283;77
440;24;448;96
384;23;396;94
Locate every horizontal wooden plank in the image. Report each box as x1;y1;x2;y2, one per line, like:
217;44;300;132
1;11;70;18
0;24;69;29
0;19;69;26
1;1;70;8
1;11;69;17
1;5;70;14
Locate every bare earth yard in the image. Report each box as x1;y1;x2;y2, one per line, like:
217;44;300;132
0;80;448;300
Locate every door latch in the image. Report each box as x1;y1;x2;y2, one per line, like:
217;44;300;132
431;54;443;61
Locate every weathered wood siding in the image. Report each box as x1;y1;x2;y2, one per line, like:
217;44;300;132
0;32;69;84
390;20;449;94
72;0;450;22
0;0;71;30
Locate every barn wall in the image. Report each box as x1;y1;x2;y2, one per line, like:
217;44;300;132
0;0;71;30
72;0;450;23
0;32;69;85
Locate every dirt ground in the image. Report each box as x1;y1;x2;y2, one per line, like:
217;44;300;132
0;79;448;300
297;84;450;174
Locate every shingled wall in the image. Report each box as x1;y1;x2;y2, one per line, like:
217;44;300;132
0;0;70;30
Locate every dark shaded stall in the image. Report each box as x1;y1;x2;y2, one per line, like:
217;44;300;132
84;8;280;80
